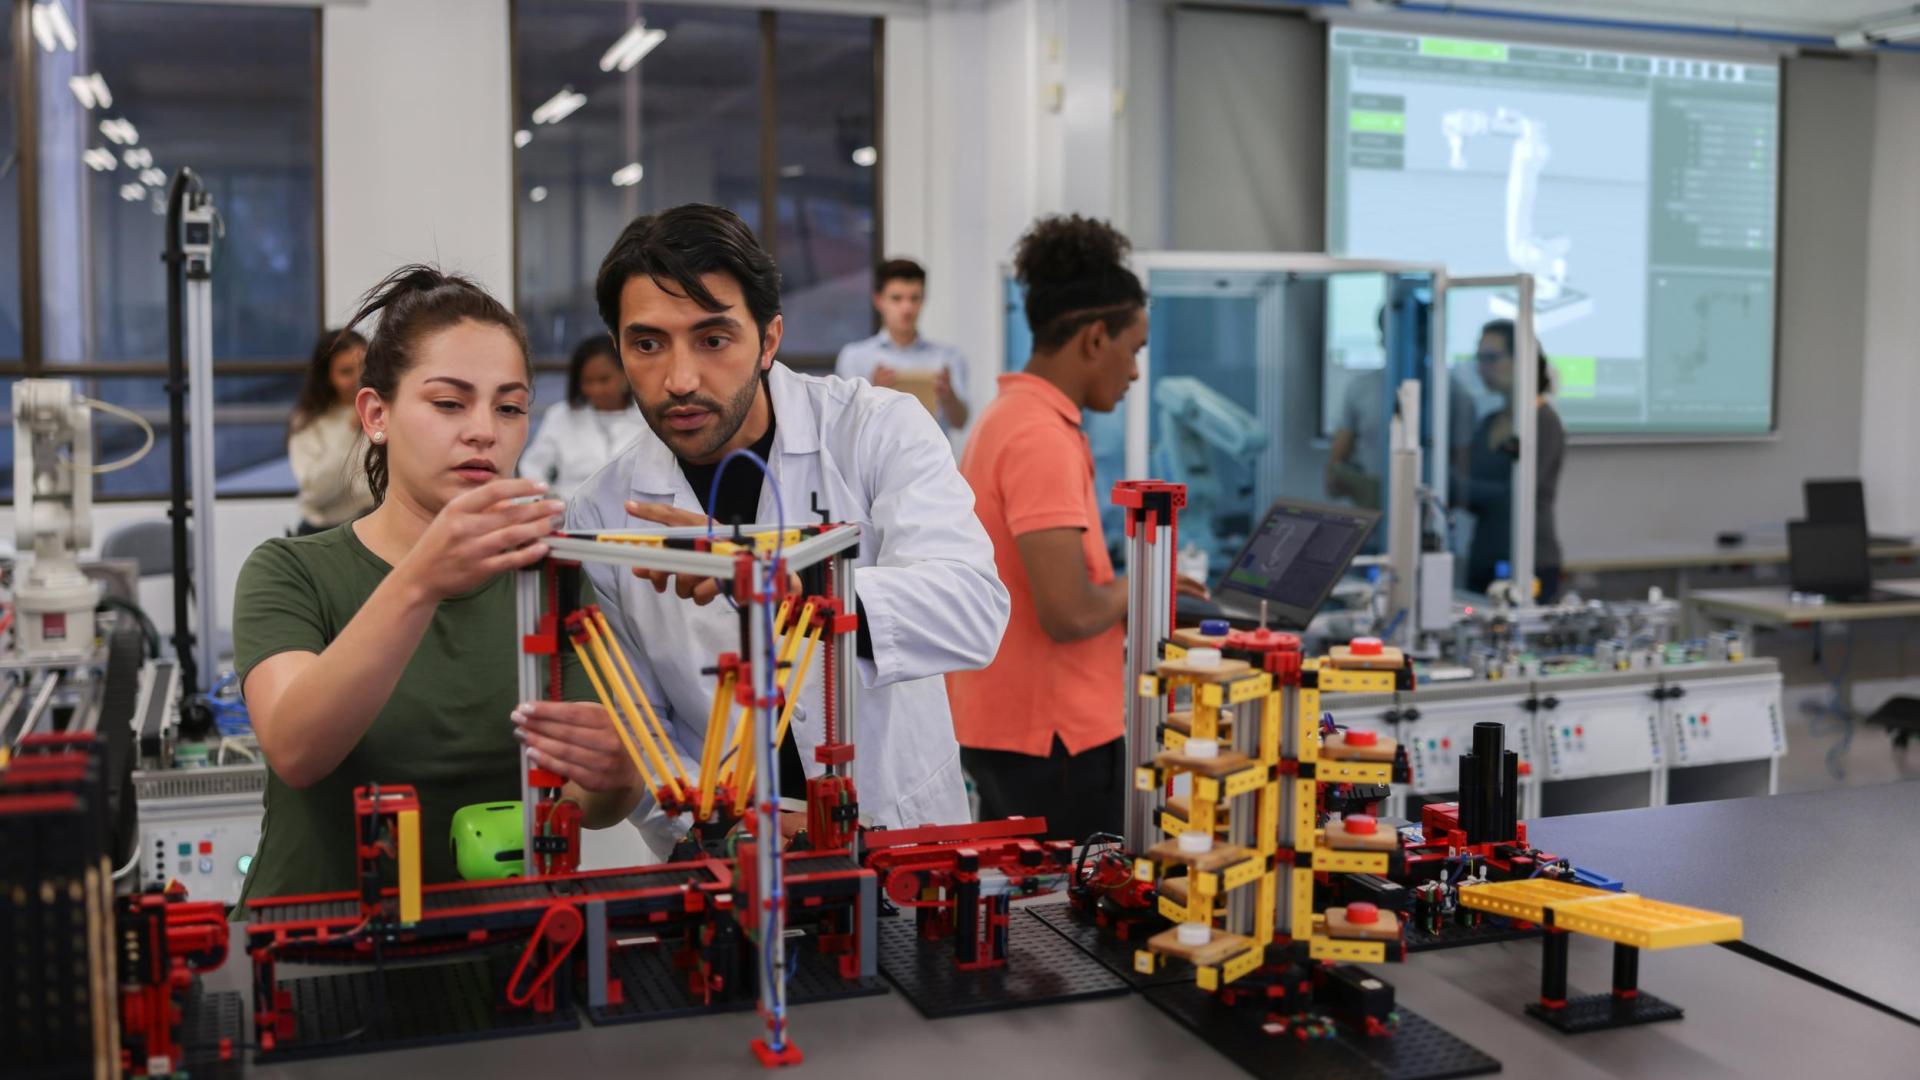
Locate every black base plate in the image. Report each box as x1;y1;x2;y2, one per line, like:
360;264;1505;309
585;939;886;1025
255;951;579;1063
1144;982;1501;1080
1028;903;1186;987
877;908;1129;1018
176;985;245;1080
1526;992;1682;1033
1402;919;1541;953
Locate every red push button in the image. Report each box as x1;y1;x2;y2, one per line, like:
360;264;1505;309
1700;714;1709;725
1350;637;1384;657
1518;761;1533;776
198;841;213;855
1342;814;1378;835
1347;902;1380;925
1441;738;1451;749
1575;726;1584;737
1343;729;1379;748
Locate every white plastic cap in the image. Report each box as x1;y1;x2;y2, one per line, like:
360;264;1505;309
1177;922;1212;946
1184;737;1219;759
1178;829;1213;854
1187;647;1222;668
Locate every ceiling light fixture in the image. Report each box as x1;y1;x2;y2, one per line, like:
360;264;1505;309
599;22;667;73
610;162;644;187
851;146;877;168
532;87;587;126
82;147;116;172
514;129;532;149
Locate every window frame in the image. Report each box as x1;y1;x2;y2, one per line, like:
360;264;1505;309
507;0;886;375
0;0;326;503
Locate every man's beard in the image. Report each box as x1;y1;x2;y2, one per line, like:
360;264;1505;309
643;370;763;463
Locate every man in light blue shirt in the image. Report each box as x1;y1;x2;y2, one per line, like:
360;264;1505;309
834;258;970;432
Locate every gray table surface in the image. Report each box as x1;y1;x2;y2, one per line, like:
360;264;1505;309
1528;780;1920;1024
210;900;1920;1078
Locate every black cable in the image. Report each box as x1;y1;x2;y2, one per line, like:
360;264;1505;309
97;595;161;660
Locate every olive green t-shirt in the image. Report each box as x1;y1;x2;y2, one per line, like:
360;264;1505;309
231;523;591;904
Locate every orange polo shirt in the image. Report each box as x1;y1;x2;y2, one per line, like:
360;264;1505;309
947;373;1123;756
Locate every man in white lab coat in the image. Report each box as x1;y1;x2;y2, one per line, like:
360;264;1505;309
520;204;1008;860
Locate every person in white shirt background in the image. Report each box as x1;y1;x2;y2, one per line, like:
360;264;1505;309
518;335;648;498
833;259;970;434
288;327;374;535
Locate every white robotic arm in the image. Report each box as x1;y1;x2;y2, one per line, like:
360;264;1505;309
1153;376;1270;566
11;380;101;659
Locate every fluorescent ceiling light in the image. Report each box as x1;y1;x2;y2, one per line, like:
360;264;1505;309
779;164;805;179
850;145;877;168
123;147;152;169
610;162;644;187
33;2;76;54
82;147;116;171
1875;21;1920;42
140;168;165;186
100;118;139;146
529;186;548;203
532;87;587;126
118;182;144;202
514;129;532;149
599;22;666;73
68;73;112;110
1834;30;1871;48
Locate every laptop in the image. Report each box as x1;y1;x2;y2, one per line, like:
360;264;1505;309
1786;520;1906;604
1215;497;1381;629
1804;479;1909;547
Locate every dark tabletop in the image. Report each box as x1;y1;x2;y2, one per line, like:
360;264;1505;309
1527;780;1920;1023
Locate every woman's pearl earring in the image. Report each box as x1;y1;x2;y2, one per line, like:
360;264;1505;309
371;431;385;444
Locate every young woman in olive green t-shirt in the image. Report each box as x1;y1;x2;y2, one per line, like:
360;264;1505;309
232;267;643;903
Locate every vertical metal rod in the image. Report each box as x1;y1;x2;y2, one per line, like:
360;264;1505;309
516;568;542;859
1122;517;1172;853
749;562;787;1051
1511;274;1538;604
187;265;218;688
832;546;860;861
1226;698;1257;936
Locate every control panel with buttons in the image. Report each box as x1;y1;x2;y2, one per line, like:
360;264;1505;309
1539;686;1664;781
145;820;261;905
1664;673;1785;767
1401;715;1536;795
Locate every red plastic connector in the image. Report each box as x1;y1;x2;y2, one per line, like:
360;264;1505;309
751;1038;805;1068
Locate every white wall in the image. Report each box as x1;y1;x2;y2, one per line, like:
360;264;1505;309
1859;54;1920;535
322;0;515;318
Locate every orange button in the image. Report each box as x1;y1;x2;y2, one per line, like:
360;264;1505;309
1343;814;1378;835
1350;637;1384;656
1346;902;1380;925
1344;729;1379;748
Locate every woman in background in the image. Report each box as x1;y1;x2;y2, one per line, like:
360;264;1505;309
1463;318;1566;602
518;335;645;498
288;328;373;534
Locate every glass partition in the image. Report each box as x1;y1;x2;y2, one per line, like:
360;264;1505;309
1123;257;1443;603
1443;276;1541;599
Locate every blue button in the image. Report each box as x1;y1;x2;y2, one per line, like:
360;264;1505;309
177;842;191;856
198;858;213;874
237;854;253;875
1199;619;1230;637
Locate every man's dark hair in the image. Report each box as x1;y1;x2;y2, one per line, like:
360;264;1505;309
874;258;925;292
595;204;783;342
1481;318;1553;393
1014;214;1146;353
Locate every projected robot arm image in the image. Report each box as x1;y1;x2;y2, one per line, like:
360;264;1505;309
1442;107;1593;330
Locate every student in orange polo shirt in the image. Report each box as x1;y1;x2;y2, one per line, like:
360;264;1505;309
947;215;1206;843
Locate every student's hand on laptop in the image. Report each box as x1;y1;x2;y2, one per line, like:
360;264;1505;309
624;500;801;606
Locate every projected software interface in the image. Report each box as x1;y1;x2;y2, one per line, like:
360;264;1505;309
1328;29;1779;436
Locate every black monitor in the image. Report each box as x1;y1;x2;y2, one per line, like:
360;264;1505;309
1805;479;1867;527
1787;519;1871;600
1217;497;1380;628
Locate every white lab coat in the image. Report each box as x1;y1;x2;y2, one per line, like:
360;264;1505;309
519;401;649;499
566;363;1010;860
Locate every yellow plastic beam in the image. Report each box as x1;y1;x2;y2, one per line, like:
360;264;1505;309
395;807;421;925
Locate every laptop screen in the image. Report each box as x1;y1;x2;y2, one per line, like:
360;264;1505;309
1217;497;1380;628
1804;479;1868;527
1788;519;1871;598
